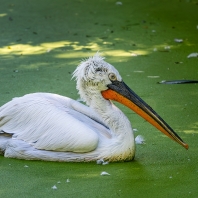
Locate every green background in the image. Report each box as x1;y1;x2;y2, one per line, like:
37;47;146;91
0;0;197;197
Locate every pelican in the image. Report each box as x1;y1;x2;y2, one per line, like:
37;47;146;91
0;53;188;162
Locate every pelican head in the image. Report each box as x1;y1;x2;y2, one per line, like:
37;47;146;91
73;53;188;150
73;53;122;105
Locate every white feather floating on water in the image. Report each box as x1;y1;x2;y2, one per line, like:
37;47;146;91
174;38;183;43
187;53;198;58
100;171;110;176
116;2;122;5
135;135;145;144
52;185;57;190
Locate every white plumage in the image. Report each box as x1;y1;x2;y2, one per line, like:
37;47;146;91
0;53;135;162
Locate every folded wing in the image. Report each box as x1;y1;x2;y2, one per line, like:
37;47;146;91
0;93;111;152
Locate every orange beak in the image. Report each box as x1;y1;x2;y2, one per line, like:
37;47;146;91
101;80;188;149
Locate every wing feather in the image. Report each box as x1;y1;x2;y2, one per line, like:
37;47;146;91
0;93;111;152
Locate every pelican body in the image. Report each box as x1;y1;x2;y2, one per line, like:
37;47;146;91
0;54;188;162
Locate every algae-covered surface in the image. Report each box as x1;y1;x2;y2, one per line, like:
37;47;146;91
0;0;198;197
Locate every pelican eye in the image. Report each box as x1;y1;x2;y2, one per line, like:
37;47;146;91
108;73;117;81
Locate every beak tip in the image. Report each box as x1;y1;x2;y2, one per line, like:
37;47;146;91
184;143;189;150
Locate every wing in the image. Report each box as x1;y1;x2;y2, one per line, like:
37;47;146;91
0;93;111;152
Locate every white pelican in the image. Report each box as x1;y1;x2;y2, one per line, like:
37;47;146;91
0;53;188;162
